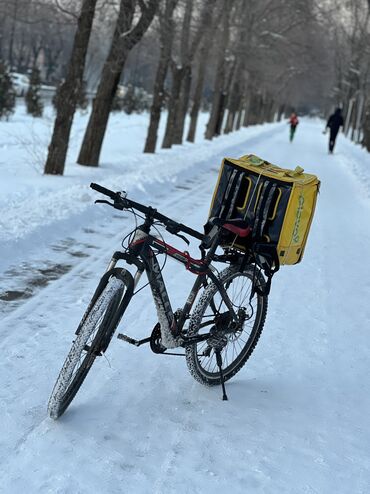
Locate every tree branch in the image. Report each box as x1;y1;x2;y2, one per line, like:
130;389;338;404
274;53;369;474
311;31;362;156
54;0;79;21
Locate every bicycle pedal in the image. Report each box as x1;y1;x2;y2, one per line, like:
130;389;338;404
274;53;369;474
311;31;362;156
117;333;151;347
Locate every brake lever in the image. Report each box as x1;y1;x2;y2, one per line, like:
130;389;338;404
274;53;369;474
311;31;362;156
95;199;124;211
173;232;190;246
166;220;190;245
95;199;114;207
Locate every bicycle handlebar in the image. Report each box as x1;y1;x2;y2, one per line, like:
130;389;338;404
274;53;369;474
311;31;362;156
90;182;117;200
90;182;206;242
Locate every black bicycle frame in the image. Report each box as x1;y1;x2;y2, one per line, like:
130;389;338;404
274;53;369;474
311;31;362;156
124;224;239;349
89;182;243;351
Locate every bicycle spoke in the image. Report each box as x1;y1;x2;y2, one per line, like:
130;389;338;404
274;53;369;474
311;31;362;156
186;267;267;386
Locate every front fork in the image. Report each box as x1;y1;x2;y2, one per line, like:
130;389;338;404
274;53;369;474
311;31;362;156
105;256;144;289
106;253;144;291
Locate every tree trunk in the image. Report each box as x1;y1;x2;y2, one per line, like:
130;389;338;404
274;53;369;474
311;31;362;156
205;0;231;140
144;0;177;153
143;53;171;153
235;107;243;130
186;39;210;143
215;92;227;136
186;73;204;143
277;103;285;121
8;0;19;69
186;1;222;143
263;96;274;123
172;65;192;144
78;0;158;166
245;91;260;126
223;74;240;134
162;65;184;148
161;0;193;149
362;98;370;151
242;94;251;127
164;0;213;147
44;0;97;175
235;79;248;131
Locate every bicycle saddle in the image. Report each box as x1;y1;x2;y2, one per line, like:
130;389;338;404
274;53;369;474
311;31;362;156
209;217;251;237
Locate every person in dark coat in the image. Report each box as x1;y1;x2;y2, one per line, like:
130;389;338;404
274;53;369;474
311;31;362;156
326;108;344;153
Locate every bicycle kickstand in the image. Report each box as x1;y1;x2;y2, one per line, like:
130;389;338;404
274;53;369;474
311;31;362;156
215;349;228;401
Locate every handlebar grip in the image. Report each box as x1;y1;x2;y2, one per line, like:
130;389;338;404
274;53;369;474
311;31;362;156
90;182;117;200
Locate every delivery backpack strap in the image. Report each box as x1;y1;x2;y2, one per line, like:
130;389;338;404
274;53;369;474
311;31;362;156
252;181;277;240
245;243;280;297
220;170;244;219
205;169;243;236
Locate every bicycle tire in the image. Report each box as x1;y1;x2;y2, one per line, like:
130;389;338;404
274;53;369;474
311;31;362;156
185;265;268;386
48;275;125;419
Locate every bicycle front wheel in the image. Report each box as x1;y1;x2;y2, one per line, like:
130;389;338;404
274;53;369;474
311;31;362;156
48;275;126;419
185;265;268;386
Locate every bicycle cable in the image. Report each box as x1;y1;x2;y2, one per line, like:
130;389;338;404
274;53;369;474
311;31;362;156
119;208;169;296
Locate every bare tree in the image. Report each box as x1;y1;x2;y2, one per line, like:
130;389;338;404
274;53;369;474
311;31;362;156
186;26;212;143
161;0;214;148
143;0;178;153
77;0;159;167
205;0;233;140
161;0;194;149
172;0;214;145
44;0;98;175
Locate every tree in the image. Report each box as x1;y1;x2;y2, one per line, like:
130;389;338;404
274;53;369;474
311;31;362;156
77;0;159;167
44;0;98;175
172;0;214;145
161;0;214;148
25;66;43;117
205;0;233;140
186;7;221;143
0;0;76;82
0;60;15;120
77;79;89;110
144;0;178;153
363;99;370;151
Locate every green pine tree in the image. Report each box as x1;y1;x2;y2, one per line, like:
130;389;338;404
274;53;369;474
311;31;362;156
25;67;43;117
0;61;16;120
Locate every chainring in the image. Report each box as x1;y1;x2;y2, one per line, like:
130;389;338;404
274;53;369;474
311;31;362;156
150;323;166;354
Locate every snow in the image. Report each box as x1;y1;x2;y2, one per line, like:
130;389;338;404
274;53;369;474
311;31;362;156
1;107;370;493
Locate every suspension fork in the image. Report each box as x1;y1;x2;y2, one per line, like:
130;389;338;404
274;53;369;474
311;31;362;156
107;251;146;296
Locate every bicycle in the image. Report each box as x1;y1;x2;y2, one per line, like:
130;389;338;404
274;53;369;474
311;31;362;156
48;183;268;419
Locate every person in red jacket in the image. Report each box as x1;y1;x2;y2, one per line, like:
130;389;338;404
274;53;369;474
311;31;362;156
289;112;299;142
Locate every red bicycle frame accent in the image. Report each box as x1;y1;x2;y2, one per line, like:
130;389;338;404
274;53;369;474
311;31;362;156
130;236;207;274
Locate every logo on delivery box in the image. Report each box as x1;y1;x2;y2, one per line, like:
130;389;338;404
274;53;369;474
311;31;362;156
292;194;304;243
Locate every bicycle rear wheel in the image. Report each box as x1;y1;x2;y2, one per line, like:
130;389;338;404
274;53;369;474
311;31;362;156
48;275;126;419
185;265;268;386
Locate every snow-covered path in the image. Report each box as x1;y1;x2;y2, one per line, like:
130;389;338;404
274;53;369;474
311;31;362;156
1;117;370;493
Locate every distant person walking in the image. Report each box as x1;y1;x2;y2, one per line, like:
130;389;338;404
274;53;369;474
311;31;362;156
325;108;344;153
289;112;299;142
